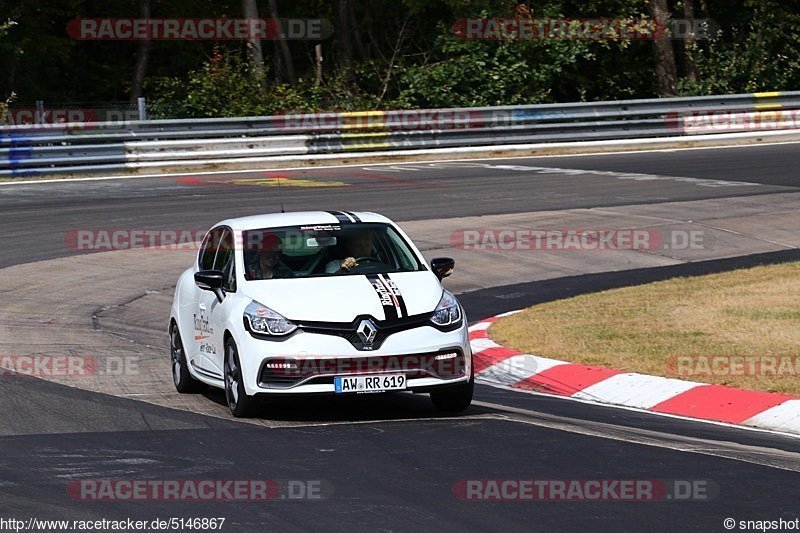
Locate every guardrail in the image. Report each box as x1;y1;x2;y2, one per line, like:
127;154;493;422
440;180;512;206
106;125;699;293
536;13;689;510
2;91;799;177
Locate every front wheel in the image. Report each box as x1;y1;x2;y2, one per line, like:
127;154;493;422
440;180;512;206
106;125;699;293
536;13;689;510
224;338;258;418
430;377;474;412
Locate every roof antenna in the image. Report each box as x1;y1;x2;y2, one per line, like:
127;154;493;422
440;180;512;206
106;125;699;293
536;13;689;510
276;174;286;213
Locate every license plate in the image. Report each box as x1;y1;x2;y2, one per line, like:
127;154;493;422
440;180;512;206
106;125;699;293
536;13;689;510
334;374;406;394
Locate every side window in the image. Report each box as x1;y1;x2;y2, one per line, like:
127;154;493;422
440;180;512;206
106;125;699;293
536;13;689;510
198;228;221;270
386;228;416;271
374;231;396;268
213;228;236;292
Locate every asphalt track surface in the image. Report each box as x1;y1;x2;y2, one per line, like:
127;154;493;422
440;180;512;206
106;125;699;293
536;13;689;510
2;142;799;268
1;143;800;531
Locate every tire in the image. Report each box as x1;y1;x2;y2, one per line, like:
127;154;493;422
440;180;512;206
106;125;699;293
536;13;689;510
430;376;474;412
224;338;258;418
170;322;204;393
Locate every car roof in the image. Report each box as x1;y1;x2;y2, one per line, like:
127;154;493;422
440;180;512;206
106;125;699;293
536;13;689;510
214;211;394;231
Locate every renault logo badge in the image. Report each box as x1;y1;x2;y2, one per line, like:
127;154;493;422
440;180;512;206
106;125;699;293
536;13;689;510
357;319;378;345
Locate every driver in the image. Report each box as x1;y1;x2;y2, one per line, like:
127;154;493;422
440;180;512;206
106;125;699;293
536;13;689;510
325;230;376;273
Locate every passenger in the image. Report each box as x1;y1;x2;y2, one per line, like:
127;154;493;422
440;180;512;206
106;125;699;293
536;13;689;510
245;233;294;279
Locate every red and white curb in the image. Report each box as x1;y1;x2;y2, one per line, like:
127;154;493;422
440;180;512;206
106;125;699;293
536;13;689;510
470;311;800;436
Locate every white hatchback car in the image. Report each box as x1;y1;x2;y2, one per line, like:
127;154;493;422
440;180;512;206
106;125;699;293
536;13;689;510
169;211;472;417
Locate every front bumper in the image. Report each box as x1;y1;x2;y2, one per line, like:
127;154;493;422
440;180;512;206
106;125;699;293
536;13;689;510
236;322;471;396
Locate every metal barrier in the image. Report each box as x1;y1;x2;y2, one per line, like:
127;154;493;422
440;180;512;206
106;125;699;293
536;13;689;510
2;91;799;177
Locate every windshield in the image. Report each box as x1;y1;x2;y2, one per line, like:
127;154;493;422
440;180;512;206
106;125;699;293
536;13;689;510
242;223;425;280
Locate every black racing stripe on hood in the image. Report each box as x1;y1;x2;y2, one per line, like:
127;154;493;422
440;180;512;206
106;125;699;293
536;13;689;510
366;273;399;320
380;274;408;318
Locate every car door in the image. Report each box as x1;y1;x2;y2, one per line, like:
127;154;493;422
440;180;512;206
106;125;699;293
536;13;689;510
188;227;224;379
197;226;238;379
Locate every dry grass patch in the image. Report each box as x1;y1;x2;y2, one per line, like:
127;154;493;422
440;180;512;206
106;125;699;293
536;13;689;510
491;262;800;395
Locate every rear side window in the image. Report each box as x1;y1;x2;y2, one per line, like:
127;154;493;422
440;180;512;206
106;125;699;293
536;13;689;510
214;228;236;292
213;229;233;272
198;228;221;270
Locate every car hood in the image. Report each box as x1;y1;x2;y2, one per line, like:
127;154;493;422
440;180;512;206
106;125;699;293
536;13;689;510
241;271;444;322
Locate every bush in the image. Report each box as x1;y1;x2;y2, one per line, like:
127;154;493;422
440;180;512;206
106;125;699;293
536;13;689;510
678;1;800;95
148;47;276;118
0;20;15;121
147;47;391;118
392;23;591;108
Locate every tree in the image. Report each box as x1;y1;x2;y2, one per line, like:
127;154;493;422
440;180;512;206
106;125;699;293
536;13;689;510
678;0;800;95
7;0;800;116
241;0;266;88
131;0;151;102
267;0;296;84
335;0;354;80
681;0;698;82
648;0;678;96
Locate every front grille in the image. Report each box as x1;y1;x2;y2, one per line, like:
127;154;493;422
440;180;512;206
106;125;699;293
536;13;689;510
259;349;465;388
298;314;432;350
301;327;363;346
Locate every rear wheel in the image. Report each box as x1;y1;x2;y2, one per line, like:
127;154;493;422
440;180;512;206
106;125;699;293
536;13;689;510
170;322;204;393
430;376;474;412
224;338;258;418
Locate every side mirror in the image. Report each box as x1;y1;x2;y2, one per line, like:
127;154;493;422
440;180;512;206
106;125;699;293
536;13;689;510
195;270;225;303
430;257;455;280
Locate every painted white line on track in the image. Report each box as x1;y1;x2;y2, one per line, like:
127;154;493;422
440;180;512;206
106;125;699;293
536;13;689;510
366;162;762;188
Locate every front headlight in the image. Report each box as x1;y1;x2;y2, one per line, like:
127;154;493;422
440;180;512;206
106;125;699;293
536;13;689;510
244;301;297;336
430;291;462;327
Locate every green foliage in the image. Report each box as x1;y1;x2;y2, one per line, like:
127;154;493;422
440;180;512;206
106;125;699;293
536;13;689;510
678;1;800;95
148;48;272;118
148;48;385;118
4;0;800;116
0;20;15;119
392;30;581;108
